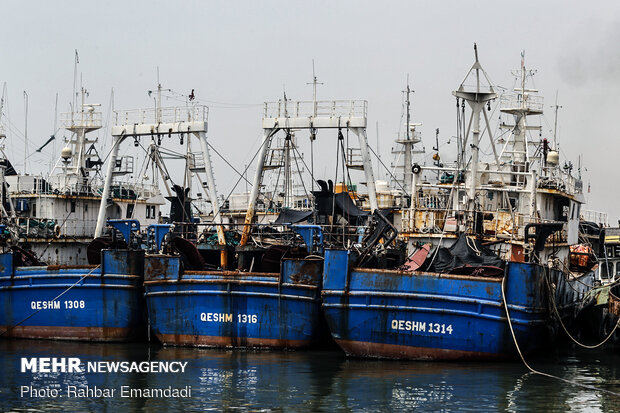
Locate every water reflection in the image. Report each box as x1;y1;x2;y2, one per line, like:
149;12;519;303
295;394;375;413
0;340;619;412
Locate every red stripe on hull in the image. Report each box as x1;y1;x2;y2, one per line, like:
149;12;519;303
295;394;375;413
336;339;509;361
156;333;312;349
0;325;143;342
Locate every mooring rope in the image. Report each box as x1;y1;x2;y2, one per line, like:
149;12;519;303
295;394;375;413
542;267;620;349
0;264;101;337
501;275;620;397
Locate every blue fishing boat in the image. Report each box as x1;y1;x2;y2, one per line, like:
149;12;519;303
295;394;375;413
144;225;325;348
320;46;596;360
0;220;145;341
322;243;594;360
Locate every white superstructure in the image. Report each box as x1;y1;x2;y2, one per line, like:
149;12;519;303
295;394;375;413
5;89;163;264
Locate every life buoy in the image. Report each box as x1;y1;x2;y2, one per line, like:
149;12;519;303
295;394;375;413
53;225;61;238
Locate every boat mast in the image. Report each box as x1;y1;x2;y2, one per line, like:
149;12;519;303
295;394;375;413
452;44;497;219
0;87;15;219
306;60;322;192
404;79;412;194
392;77;423;194
240;94;375;246
283;131;292;208
498;52;543;170
96;87;225;266
59;87;102;180
515;54;528;164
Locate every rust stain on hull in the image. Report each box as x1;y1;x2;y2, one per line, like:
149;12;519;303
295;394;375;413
156;333;312;349
46;265;98;271
0;325;144;342
336;339;509;361
289;260;322;285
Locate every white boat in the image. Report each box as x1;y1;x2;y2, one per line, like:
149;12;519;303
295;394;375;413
3;88;163;265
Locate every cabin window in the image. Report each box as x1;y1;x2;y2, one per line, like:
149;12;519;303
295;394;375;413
32;203;36;217
126;204;135;218
84;203;88;213
601;262;611;279
607;246;615;258
510;198;518;210
146;205;156;219
70;200;76;213
616;263;620;279
458;190;467;205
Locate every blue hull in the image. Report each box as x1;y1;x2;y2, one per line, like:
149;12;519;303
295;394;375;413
144;255;324;348
0;250;145;341
321;249;573;360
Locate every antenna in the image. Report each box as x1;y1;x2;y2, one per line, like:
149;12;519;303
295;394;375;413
0;82;5;142
376;121;380;180
551;91;562;150
147;67;172;123
0;83;5;122
72;50;79;118
23;91;28;175
307;60;323;192
307;59;323;116
157;67;161;123
405;74;411;142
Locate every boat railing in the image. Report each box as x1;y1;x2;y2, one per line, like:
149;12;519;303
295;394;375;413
17;217;98;238
263;100;367;120
60;110;103;129
114;106;209;126
415;165;580;197
6;174;104;197
6;175;52;194
413;191;452;210
500;93;544;112
403;205;568;241
170;221;361;246
94;181;161;200
394;129;422;145
581;209;608;226
537;169;581;195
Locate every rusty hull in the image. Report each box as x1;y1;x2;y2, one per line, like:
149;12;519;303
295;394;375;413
0;325;143;342
156;333;312;349
336;339;507;361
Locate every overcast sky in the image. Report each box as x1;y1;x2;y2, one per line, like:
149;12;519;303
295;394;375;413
1;1;619;220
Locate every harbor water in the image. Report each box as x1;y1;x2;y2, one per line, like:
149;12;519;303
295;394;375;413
1;340;619;412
